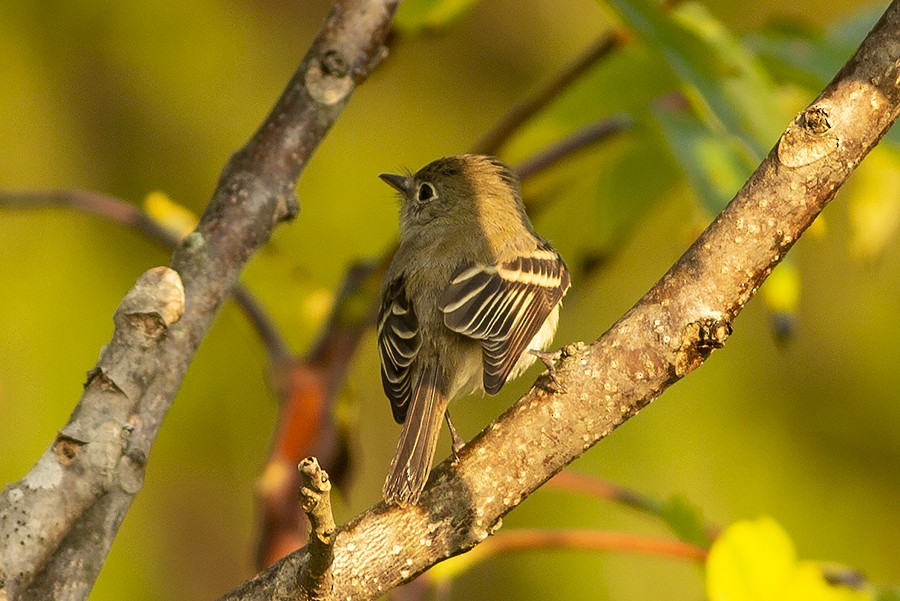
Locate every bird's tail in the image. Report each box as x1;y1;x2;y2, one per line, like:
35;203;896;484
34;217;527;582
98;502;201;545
383;363;448;505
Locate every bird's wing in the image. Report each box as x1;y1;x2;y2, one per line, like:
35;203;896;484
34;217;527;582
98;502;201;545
440;244;570;394
377;276;422;423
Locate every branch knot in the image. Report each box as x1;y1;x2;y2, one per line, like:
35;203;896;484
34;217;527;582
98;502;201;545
305;51;354;106
114;267;185;343
674;318;732;377
777;104;841;167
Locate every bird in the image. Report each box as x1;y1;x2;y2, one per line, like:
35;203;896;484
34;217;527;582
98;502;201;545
377;154;570;505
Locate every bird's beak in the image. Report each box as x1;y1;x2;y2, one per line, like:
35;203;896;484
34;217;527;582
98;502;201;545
379;172;409;194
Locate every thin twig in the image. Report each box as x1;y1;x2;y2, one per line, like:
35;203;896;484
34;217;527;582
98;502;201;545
297;458;337;600
459;529;707;563
256;258;385;568
0;189;178;247
474;29;630;155
513;114;633;181
418;528;707;596
548;471;660;514
232;285;293;365
549;471;720;541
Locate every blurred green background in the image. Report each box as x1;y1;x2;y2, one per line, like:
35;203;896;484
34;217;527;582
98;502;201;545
1;0;897;599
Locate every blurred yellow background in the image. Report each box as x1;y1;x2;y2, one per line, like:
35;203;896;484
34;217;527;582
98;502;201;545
1;0;897;599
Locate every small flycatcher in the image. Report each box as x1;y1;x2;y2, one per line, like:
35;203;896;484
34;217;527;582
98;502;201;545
378;154;570;505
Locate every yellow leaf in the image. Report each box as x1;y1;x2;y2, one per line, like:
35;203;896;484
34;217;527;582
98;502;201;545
143;191;198;239
707;518;872;601
706;516;796;601
848;145;900;260
762;261;800;315
302;288;335;325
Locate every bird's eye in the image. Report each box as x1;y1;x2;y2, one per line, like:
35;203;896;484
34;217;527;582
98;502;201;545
417;182;435;202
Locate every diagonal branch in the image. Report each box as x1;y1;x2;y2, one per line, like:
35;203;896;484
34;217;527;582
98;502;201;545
220;2;900;599
0;1;399;599
513;114;633;182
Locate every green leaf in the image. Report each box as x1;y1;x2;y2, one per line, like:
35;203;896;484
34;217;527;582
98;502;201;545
745;7;900;151
606;0;785;157
533;128;675;270
746;22;843;90
393;0;482;33
653;101;754;214
659;494;710;547
747;7;883;91
874;586;900;601
587;131;677;247
504;43;676;164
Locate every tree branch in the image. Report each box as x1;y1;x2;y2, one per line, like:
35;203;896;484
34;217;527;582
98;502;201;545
513;114;633;182
450;529;707;564
0;1;399;599
297;458;337;600
219;2;900;599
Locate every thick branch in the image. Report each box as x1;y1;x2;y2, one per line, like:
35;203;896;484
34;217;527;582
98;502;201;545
0;1;398;599
220;3;900;599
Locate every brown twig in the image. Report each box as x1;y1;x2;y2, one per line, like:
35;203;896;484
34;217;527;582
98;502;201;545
232;284;294;365
513;114;633;182
256;258;386;568
451;529;707;564
297;458;337;600
548;471;660;514
399;527;706;598
0;189;178;248
0;1;400;599
219;2;900;598
548;470;719;542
